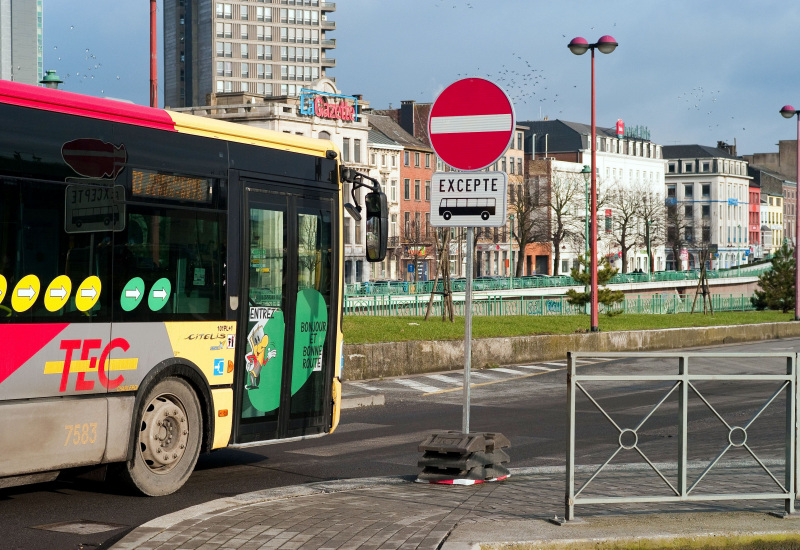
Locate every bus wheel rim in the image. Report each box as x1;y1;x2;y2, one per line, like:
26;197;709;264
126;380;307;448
139;394;190;472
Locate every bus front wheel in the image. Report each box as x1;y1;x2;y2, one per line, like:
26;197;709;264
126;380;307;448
443;211;452;220
481;211;490;220
122;377;202;496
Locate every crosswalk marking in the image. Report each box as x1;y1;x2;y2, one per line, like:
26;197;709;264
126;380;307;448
349;381;381;392
393;378;442;393
426;374;464;385
491;367;527;376
514;365;557;371
470;371;498;379
542;362;567;367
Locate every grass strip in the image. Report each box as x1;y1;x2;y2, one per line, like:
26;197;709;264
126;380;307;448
342;311;794;344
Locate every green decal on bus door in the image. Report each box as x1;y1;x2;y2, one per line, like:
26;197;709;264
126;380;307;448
245;308;285;412
292;288;327;395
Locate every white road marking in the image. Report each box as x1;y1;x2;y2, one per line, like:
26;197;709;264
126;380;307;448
514;365;557;371
426;374;463;385
491;367;528;376
393;378;442;393
348;381;381;392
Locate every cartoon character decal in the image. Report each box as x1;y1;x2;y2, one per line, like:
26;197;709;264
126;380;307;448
243;308;285;414
245;321;278;390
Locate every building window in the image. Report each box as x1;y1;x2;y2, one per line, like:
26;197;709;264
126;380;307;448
702;161;710;172
342;138;350;162
684;183;693;199
241;43;249;58
241;62;248;77
240;5;248;19
353;139;361;163
425;153;431;168
701;183;710;199
414;152;420;167
404;179;410;200
241;25;249;39
668;162;676;173
425;180;430;201
404;151;409;166
414;179;421;201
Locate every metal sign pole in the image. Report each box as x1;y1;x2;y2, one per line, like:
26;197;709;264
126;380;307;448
463;226;474;434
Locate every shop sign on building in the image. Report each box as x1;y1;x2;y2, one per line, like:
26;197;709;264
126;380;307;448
299;88;359;121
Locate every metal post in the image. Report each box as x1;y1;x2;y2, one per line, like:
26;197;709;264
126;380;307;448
590;47;599;332
796;115;800;321
566;352;576;521
150;0;158;108
463;227;474;435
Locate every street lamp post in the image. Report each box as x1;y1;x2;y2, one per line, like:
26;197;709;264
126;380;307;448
569;35;618;332
780;105;800;321
580;165;592;258
508;214;515;288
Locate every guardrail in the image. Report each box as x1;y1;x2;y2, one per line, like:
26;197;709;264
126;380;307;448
347;264;771;297
343;293;756;317
565;352;795;520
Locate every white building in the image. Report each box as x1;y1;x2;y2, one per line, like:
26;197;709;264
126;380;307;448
523;120;667;275
0;0;42;85
663;144;751;269
366;117;402;280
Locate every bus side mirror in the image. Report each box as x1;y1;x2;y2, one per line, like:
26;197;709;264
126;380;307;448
364;190;388;262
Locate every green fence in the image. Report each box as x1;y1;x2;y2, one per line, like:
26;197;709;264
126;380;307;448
343;292;756;317
347;264;771;297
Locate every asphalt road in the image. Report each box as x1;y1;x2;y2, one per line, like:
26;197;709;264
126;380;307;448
2;337;798;550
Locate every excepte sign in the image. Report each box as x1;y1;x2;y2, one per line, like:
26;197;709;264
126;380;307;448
429;171;508;227
299;88;358;121
427;78;515;171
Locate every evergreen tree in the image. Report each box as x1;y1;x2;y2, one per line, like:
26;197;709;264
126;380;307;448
566;254;625;316
751;242;796;313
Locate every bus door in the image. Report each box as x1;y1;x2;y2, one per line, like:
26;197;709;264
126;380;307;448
234;185;337;443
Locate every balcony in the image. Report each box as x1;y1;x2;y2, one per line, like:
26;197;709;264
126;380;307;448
320;2;336;12
321;38;336;49
322;20;336;30
321;57;336;67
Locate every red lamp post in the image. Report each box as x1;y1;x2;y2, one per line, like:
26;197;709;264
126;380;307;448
569;35;618;332
780;105;800;321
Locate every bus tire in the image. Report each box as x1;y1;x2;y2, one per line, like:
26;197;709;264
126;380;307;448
481;211;490;220
443;211;451;220
122;377;202;496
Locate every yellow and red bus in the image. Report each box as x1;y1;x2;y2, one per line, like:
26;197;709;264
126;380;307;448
0;81;386;496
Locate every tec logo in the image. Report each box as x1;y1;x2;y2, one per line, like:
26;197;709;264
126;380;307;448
214;359;225;376
44;338;139;392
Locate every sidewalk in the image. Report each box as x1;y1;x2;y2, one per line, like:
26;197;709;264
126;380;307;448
110;464;800;550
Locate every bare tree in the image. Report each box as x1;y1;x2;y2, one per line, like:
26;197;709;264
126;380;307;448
537;170;586;276
636;189;666;273
665;200;695;271
605;185;639;273
510;176;546;276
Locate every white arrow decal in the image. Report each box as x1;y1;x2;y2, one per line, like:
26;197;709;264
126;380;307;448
153;288;168;300
50;286;67;299
17;286;35;299
81;287;97;299
125;288;141;300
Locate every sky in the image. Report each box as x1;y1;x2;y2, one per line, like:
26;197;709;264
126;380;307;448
43;0;800;157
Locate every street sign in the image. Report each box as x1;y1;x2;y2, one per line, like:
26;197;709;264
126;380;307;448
428;78;515;171
430;171;508;227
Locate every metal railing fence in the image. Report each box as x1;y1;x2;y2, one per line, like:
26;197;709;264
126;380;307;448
343;293;756;317
346;264;771;297
566;352;795;520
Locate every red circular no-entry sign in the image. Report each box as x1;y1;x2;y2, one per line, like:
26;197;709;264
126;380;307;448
428;78;516;172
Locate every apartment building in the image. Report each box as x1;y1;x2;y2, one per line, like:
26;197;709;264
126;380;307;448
164;0;336;108
663;144;751;269
0;0;42;85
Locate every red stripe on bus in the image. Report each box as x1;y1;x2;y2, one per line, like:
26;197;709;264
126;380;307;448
0;81;176;132
0;323;70;385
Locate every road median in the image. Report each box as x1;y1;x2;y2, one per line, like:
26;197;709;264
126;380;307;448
343;321;800;380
